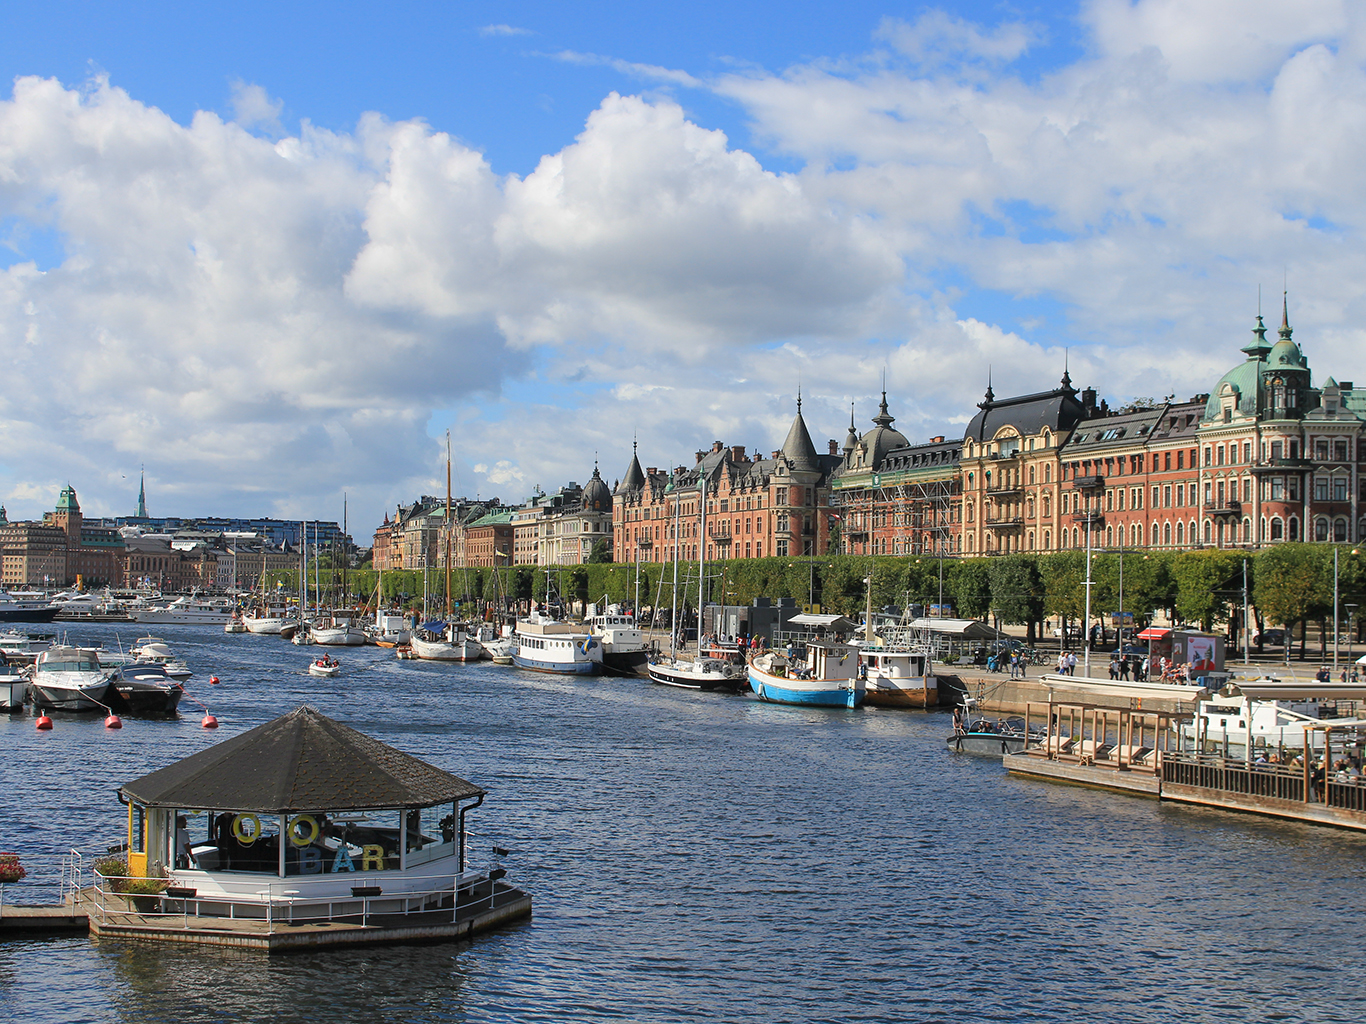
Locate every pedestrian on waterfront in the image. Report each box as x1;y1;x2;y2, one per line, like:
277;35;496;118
1119;657;1131;681
1057;651;1066;675
1140;656;1149;681
1108;655;1119;680
1316;666;1331;684
1066;651;1077;676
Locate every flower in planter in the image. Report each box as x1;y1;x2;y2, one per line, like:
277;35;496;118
0;852;26;883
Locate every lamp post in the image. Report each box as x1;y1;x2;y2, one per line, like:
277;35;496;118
1335;548;1361;674
1083;511;1095;677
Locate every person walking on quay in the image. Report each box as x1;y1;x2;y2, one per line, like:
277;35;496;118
1066;651;1078;676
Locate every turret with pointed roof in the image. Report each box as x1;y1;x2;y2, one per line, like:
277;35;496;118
780;392;820;472
616;441;647;496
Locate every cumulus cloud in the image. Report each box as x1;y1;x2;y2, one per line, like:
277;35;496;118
228;80;284;134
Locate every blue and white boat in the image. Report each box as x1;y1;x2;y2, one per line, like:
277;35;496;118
747;641;865;708
512;613;602;675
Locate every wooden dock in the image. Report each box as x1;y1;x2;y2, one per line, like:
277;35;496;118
1004;754;1162;797
2;880;532;952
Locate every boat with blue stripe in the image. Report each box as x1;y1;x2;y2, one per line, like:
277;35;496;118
747;641;865;708
511;613;602;675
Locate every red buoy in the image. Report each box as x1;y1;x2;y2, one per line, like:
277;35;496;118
209;675;220;685
202;714;218;729
105;715;122;729
35;715;53;731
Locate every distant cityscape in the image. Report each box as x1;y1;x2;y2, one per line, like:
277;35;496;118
374;306;1366;576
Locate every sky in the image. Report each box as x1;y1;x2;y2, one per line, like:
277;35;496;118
1;1;1364;540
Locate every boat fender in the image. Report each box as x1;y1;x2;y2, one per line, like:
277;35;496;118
105;715;122;729
35;715;53;731
232;813;262;845
288;814;320;847
209;676;220;685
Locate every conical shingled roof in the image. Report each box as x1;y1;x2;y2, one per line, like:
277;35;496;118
781;398;820;472
119;706;484;813
616;444;646;495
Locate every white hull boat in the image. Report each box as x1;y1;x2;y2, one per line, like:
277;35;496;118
132;596;236;625
31;646;114;711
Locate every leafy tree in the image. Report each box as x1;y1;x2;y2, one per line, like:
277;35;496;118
948;559;992;620
1038;551;1086;624
588;538;613;563
1254;543;1329;658
988;554;1043;639
1169;549;1246;631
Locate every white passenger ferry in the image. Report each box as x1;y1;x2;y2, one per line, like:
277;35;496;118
512;612;602;675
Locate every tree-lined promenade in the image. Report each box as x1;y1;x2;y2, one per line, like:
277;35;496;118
280;543;1365;661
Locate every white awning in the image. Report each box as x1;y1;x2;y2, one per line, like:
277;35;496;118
1036;673;1210;703
786;613;860;632
905;618;1006;640
1232;682;1366;701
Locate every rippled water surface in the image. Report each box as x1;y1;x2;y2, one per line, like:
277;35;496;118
2;624;1364;1022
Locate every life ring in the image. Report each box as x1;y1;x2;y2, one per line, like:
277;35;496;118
232;813;262;845
288;814;320;847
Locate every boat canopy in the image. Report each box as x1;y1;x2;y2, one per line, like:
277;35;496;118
420;620;448;633
786;613;860;632
1038;672;1211;702
1231;682;1366;702
905;617;1006;640
119;705;484;814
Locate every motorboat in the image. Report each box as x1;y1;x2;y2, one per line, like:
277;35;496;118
648;656;744;690
308;655;341;678
0;590;60;623
224;614;248;634
30;645;114;712
0;657;28;712
368;611;412;647
131;595;236;625
511;612;601;675
947;715;1043;756
132;640;193;681
747;641;865;708
0;629;54;663
109;662;185;715
410;621;488;662
586;606;654;677
861;647;938;708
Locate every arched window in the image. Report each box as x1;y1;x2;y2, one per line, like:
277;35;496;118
1045;464;1052;483
1163;522;1171;545
1242;518;1251;543
1289;516;1300;540
1028;531;1035;550
1029;465;1036;484
1316;518;1329;542
1176;521;1184;545
1190;520;1197;544
1133;523;1142;546
1072;527;1080;548
1044;530;1051;549
967;534;975;553
1106;525;1113;546
1271;516;1284;540
1335;518;1348;542
1204;520;1212;544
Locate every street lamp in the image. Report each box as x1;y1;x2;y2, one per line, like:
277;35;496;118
1334;548;1360;674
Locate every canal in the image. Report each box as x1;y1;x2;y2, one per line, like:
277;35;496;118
1;623;1363;1022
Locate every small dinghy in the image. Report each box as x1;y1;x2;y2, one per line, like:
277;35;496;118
307;655;341;678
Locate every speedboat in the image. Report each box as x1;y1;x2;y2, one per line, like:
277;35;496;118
747;641;865;708
132;641;193;681
648;656;744;690
223;614;248;634
30;646;113;712
109;662;185;715
0;629;54;664
308;655;341;678
947;715;1043;756
0;657;28;712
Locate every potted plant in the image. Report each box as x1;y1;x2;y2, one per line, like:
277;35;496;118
0;852;25;884
121;872;169;913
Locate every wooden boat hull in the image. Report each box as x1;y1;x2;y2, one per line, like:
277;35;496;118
864;684;938;709
746;665;864;708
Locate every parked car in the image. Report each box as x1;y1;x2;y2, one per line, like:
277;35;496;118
1255;629;1287;647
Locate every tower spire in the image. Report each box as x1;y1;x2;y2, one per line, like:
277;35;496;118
1280;290;1292;341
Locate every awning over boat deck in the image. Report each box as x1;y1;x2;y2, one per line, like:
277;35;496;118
1230;682;1366;702
119;706;484;814
786;613;860;632
905;618;1006;640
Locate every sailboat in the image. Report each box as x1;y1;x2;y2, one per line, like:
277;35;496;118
411;432;488;662
648;472;743;690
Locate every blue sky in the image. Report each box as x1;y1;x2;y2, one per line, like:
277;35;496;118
0;1;1363;537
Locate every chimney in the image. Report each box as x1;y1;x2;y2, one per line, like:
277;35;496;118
828;440;838;455
731;445;747;462
772;450;782;460
646;467;657;476
712;440;724;453
696;450;706;464
931;435;944;443
1081;388;1097;415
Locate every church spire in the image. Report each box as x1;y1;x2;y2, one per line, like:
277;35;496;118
135;465;148;518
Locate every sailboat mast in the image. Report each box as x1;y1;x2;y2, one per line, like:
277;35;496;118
698;475;706;652
445;430;453;619
299;519;306;618
671;480;680;658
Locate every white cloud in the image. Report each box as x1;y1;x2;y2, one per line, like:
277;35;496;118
550;50;703;88
479;24;532;37
228;80;284;134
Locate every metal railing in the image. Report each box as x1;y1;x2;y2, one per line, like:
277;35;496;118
88;867;507;934
0;850;82;911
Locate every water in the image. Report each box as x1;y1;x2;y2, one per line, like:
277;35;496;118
1;623;1364;1022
